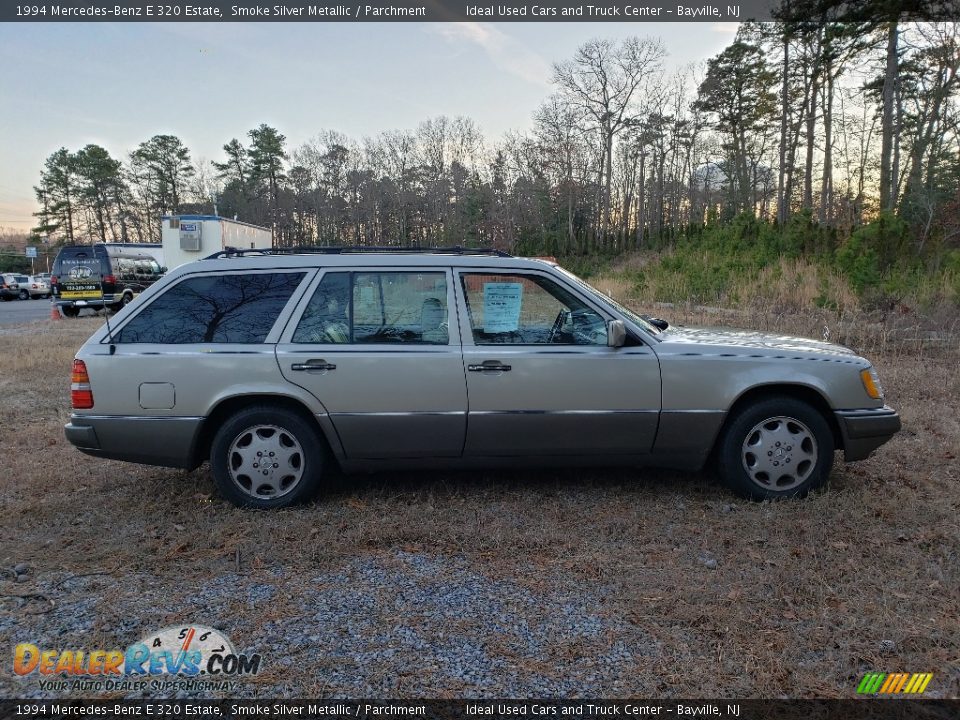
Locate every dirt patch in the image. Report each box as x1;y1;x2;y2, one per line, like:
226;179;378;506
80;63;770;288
0;315;957;699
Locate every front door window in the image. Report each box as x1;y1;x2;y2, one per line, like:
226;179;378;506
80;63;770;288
459;273;607;346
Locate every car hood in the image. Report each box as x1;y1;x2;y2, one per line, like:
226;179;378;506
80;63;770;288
657;325;857;357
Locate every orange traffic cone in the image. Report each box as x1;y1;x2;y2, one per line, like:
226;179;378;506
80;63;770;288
50;303;61;321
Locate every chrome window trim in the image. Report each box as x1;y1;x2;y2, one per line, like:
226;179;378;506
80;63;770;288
277;266;461;350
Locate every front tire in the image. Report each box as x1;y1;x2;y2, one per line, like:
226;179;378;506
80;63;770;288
19;290;29;300
717;397;834;500
210;405;325;509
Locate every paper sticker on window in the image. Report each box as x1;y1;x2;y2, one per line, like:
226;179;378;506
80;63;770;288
483;282;523;333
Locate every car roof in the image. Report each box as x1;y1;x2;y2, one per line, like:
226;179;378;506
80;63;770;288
173;250;556;276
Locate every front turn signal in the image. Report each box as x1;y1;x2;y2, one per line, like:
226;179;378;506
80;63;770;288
860;367;883;400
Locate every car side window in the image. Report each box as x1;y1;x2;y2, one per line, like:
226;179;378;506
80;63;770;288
292;273;351;344
460;273;607;346
116;272;306;344
116;258;135;281
293;271;449;345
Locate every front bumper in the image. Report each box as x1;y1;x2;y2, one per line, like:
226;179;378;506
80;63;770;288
835;406;901;461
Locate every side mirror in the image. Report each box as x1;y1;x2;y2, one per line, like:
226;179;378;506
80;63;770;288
607;319;626;348
159;267;168;274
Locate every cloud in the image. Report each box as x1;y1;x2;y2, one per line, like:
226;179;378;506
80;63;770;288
710;22;740;33
429;23;552;87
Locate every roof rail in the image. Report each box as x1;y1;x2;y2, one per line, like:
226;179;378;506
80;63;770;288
203;245;512;260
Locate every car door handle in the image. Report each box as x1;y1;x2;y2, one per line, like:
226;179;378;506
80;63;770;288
468;363;512;372
291;361;337;372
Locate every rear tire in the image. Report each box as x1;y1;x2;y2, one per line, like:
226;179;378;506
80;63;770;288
61;306;80;318
716;397;834;500
210;405;325;509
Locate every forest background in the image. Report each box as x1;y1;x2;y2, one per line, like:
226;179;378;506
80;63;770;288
5;5;959;315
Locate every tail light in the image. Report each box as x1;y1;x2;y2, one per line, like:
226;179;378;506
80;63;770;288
71;360;94;409
51;275;58;285
104;274;117;285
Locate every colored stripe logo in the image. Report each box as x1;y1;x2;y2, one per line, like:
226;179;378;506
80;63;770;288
857;673;933;694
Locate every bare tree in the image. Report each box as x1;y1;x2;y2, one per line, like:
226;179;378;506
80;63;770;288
553;36;666;245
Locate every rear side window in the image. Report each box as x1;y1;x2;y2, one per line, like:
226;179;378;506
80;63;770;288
293;271;449;345
117;272;306;344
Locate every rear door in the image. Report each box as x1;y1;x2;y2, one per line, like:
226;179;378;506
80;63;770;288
57;248;105;303
276;267;468;459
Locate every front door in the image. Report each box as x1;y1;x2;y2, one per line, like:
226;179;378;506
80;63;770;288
456;270;661;457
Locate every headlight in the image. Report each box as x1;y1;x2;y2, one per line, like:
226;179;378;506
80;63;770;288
860;367;884;400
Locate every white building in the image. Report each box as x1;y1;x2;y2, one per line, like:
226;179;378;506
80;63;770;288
160;215;273;269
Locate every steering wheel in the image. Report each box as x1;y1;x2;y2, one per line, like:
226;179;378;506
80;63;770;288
548;309;571;343
571;309;608;345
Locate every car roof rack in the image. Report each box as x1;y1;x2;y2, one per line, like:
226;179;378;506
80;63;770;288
203;245;512;260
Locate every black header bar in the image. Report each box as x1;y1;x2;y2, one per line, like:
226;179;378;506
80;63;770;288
3;699;960;719
3;0;958;23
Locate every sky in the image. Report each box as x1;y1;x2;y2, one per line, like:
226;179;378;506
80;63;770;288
0;21;739;232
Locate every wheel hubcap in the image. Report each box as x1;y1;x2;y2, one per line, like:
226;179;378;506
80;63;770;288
741;416;818;491
227;424;304;500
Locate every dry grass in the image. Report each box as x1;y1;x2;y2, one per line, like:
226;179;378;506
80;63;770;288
0;313;958;698
592;253;960;362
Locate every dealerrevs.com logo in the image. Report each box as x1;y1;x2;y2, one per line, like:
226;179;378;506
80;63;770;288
14;625;261;694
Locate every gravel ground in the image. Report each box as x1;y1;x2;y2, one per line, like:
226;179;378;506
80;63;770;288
3;550;651;699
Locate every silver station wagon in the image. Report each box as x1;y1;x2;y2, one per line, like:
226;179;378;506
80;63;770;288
66;248;900;508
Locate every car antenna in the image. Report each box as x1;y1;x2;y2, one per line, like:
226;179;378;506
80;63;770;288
103;300;117;355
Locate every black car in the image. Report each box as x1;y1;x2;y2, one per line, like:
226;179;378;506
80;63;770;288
51;244;165;317
0;273;20;301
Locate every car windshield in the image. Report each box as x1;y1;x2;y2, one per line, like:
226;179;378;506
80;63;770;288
554;266;663;336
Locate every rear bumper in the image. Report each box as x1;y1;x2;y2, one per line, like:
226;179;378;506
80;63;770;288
65;414;203;469
55;296;116;308
835;406;901;461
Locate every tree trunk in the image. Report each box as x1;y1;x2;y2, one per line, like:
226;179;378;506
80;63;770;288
879;21;898;211
892;63;903;209
803;77;818;209
819;69;834;224
777;26;790;225
603;127;613;246
636;151;646;245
